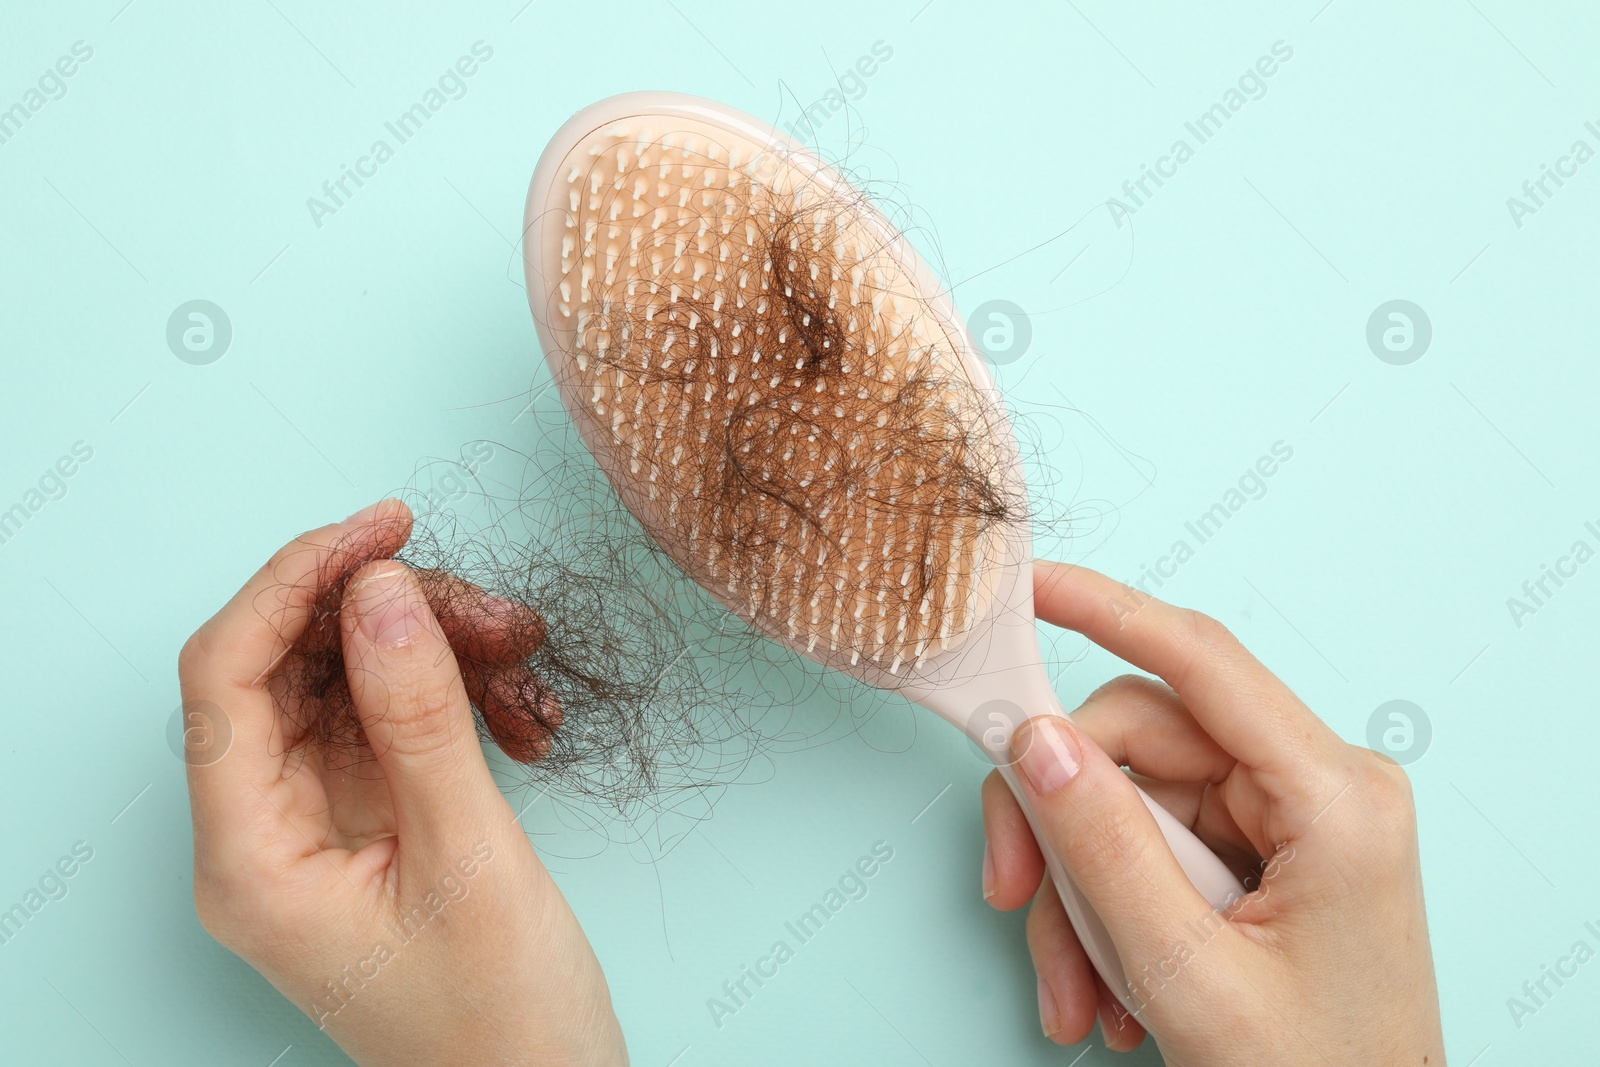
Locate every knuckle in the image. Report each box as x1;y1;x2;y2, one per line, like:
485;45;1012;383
258;531;341;609
1379;754;1415;799
177;629;210;679
1160;609;1235;691
1083;673;1178;718
1361;759;1416;829
1024;892;1045;938
1023;891;1057;949
1086;674;1151;704
1185;608;1235;650
362;667;469;758
1325;749;1417;865
272;529;328;574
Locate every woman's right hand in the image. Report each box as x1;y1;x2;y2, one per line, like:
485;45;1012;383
981;561;1445;1063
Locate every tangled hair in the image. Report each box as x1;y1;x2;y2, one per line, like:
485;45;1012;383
269;457;790;841
557;114;1025;673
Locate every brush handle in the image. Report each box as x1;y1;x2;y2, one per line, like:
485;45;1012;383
993;696;1246;1022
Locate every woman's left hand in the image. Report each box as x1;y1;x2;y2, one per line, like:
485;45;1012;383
178;499;627;1066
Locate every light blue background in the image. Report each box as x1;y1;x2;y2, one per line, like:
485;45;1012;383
1;0;1595;1063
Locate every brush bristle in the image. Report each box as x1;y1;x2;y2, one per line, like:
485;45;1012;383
544;114;1014;673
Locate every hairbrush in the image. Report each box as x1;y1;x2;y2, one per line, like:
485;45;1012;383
521;92;1245;1013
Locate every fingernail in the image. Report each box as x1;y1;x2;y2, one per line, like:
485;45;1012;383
343;498;396;525
350;562;424;648
1015;716;1081;796
981;843;996;901
1037;975;1061;1038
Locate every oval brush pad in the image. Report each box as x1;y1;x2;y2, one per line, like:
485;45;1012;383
524;96;1017;678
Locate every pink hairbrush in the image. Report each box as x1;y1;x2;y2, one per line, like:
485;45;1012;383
521;92;1245;1014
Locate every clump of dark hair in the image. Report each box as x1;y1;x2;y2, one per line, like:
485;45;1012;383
265;451;786;839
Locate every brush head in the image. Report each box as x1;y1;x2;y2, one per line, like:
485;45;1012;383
526;94;1027;679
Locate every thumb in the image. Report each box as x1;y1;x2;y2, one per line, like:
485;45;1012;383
1009;714;1221;969
341;560;503;842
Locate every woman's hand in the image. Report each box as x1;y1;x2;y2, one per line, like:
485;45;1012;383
178;500;626;1066
982;561;1444;1063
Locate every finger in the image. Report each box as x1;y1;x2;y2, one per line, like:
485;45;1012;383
981;770;1045;911
186;500;412;694
1071;676;1263;863
413;569;547;668
414;571;563;764
1026;881;1098;1045
181;500;411;824
1071;675;1234;785
1033;561;1347;798
340;560;506;845
1130;775;1261;887
1010;714;1228;965
462;662;563;764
